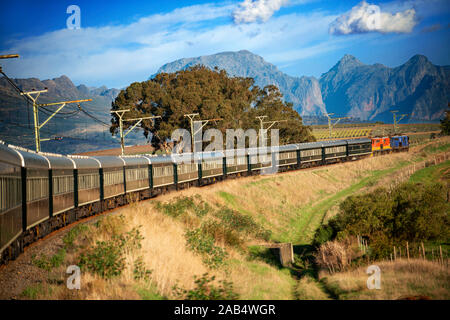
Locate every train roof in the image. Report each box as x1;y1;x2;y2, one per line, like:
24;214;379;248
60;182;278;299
297;141;324;150
0;141;23;167
196;151;225;161
321;140;348;147
346;137;371;145
144;154;173;165
43;154;76;170
91;156;125;168
8;145;50;169
276;144;299;151
120;155;151;166
68;155;101;169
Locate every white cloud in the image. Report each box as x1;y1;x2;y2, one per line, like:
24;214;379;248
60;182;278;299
1;3;340;88
329;1;417;35
232;0;289;24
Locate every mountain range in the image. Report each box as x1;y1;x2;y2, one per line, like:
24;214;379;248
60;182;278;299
156;50;449;122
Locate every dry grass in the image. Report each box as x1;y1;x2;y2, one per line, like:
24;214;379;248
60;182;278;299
22;137;449;300
319;259;450;300
295;276;330;300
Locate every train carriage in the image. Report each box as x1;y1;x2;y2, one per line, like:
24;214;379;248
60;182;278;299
11;146;50;230
346;138;372;157
0;142;23;258
198;151;224;179
68;156;101;207
275;144;298;168
224;149;248;175
150;155;174;188
45;153;76;216
322;140;347;162
248;147;272;172
172;153;198;184
121;156;150;193
297;142;323;164
93;156;125;200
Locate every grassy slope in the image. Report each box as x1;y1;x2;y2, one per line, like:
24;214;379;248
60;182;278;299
22;137;450;300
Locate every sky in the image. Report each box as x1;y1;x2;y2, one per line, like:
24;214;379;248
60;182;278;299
0;0;449;89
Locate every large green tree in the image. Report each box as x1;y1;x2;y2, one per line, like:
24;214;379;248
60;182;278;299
111;66;314;152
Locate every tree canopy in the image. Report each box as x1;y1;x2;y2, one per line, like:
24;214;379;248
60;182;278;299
110;66;314;152
440;108;450;136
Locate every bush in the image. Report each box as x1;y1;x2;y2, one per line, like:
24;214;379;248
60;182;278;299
173;273;239;300
78;227;144;279
314;237;363;273
313;182;449;259
214;207;271;241
201;220;242;247
63;224;89;249
185;228;228;269
32;248;66;271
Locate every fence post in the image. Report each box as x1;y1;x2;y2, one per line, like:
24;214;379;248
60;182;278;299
421;242;426;260
406;241;410;261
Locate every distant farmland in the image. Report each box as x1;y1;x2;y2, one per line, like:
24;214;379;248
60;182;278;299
311;123;441;144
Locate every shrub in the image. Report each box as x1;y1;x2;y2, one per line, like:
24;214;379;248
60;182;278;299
63;224;89;249
78;227;144;279
214;207;271;241
173;273;239;300
313;182;449;259
314;237;362;273
133;257;152;281
201;220;242;247
32;248;66;271
185;228;228;269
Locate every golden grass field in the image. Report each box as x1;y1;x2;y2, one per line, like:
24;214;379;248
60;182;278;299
16;136;450;300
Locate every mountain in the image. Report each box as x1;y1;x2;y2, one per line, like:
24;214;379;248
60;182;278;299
155;50;449;122
320;54;450;122
0;75;129;154
155;50;327;116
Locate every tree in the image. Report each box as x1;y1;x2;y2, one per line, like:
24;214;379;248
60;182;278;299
440;108;450;135
110;66;314;152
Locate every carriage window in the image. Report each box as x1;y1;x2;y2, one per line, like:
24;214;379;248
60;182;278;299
53;175;74;195
0;175;21;212
78;173;100;190
104;170;123;186
26;176;49;201
126;167;148;182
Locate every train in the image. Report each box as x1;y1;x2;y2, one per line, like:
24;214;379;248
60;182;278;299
0;135;409;265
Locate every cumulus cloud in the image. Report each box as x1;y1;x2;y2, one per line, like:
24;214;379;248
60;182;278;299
329;1;418;35
233;0;289;24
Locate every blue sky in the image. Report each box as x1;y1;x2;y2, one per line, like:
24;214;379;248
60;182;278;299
0;0;449;88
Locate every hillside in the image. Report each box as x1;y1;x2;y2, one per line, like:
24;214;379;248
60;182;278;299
1;137;448;300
